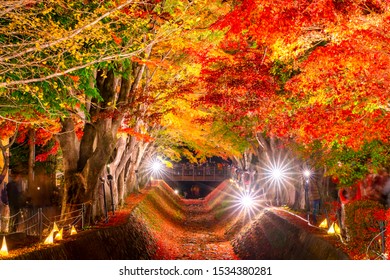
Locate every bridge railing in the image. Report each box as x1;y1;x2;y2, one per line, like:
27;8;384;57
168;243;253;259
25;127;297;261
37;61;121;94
165;164;232;181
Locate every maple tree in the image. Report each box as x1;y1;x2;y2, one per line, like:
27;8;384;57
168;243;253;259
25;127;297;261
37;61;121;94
1;0;389;222
195;0;390;187
1;0;232;218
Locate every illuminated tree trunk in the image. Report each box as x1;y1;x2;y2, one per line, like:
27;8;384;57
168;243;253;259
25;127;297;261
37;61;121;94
57;60;148;220
56;118;82;217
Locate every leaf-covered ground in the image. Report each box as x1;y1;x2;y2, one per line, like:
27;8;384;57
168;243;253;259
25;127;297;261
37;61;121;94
154;199;239;260
131;181;241;260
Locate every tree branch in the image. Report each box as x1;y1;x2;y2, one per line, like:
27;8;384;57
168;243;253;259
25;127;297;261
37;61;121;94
0;0;136;63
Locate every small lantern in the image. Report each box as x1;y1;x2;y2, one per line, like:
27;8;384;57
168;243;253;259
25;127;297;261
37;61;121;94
70;225;77;235
53;222;59;232
319;218;328;229
44;230;54;244
0;236;8;256
55;228;63;241
327;222;341;235
334;222;341;234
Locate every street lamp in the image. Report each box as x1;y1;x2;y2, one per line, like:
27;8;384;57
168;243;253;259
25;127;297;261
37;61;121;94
106;164;115;215
271;167;283;206
152;161;162;172
150;159;164;181
260;153;295;207
303;169;311;223
152;161;162;174
99;177;108;223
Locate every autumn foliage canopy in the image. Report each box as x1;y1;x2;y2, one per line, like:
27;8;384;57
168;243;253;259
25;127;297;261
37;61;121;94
1;0;390;184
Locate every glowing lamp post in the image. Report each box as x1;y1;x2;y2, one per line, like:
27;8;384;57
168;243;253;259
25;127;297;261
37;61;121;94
303;169;311;223
152;161;162;177
99;177;108;223
272;168;283;206
106;164;115;215
149;160;163;186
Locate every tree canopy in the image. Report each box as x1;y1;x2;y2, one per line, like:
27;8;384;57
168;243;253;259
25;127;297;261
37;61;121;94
1;0;390;214
194;0;390;183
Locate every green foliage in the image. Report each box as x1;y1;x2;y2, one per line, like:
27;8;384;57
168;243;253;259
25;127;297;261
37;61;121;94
293;140;390;187
270;59;300;94
344;199;385;256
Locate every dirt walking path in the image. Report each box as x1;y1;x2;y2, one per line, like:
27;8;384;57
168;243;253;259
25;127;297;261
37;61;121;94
173;199;239;260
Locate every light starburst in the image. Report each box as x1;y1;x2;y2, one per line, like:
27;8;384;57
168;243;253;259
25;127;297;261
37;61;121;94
142;156;170;180
222;181;266;222
259;152;297;205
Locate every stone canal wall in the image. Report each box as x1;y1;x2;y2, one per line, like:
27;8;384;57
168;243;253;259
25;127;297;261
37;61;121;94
8;181;350;260
11;214;157;260
232;209;350;260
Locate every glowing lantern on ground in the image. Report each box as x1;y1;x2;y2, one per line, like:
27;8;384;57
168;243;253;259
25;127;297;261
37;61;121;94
55;228;63;241
70;225;77;235
327;222;341;235
44;230;54;244
334;223;341;234
319;219;328;229
0;236;8;256
53;222;59;232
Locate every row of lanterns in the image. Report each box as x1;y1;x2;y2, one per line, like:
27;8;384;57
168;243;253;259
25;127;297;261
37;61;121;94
319;218;341;235
0;222;78;257
44;222;77;244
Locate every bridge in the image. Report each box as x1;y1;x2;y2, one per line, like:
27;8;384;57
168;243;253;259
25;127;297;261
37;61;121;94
163;164;232;182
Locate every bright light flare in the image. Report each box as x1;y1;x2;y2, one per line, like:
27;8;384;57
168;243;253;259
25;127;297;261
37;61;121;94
240;194;254;208
258;153;297;206
142;156;171;181
260;153;296;190
272;168;283;179
300;166;316;183
229;187;265;221
152;161;162;173
303;170;311;178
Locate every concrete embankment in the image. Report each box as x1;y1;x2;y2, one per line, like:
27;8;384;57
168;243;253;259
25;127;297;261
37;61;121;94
10;214;158;260
7;180;350;260
232;209;350;260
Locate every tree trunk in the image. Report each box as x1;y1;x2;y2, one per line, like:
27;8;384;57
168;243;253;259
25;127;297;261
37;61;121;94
27;128;36;198
56;48;151;221
56;118;83;216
